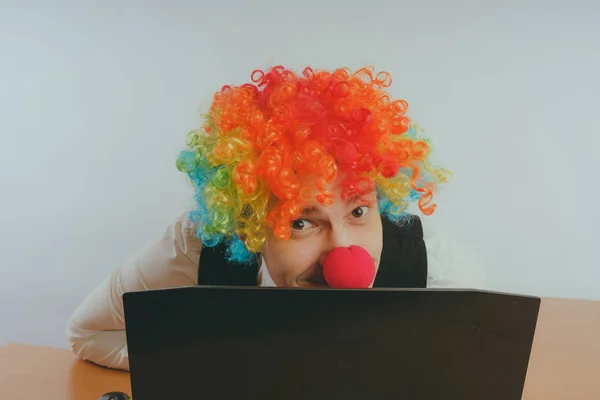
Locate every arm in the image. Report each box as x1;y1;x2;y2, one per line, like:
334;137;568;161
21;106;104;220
421;218;488;289
66;212;203;370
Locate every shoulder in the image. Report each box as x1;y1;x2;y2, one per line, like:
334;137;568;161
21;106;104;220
170;210;203;256
125;211;203;289
381;214;424;238
420;217;488;289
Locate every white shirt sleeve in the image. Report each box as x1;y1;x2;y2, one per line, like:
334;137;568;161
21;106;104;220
421;218;488;289
66;212;203;371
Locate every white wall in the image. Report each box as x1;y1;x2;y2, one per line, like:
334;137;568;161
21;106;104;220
1;0;598;348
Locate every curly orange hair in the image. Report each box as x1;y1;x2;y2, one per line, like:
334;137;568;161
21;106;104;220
176;65;451;262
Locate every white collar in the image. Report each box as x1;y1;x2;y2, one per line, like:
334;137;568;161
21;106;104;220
257;256;277;287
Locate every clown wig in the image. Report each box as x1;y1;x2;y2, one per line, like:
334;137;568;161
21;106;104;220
176;65;451;263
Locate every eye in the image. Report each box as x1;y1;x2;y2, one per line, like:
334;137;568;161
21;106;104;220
291;219;315;231
351;206;370;219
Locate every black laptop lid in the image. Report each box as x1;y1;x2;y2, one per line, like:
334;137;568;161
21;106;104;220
124;287;540;400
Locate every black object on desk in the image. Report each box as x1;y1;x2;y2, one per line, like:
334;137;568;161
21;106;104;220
123;286;541;400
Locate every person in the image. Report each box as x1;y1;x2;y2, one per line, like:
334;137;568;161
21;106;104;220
66;65;486;371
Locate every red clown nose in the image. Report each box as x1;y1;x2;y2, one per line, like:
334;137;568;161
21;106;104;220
322;245;376;289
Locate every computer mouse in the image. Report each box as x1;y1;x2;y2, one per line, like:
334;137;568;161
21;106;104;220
97;391;130;400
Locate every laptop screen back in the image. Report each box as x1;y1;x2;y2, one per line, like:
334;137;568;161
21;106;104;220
124;287;540;400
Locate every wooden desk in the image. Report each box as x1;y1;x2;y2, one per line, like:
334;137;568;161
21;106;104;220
0;343;130;400
1;297;599;399
522;297;600;399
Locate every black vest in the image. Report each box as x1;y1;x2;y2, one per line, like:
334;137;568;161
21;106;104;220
197;216;427;288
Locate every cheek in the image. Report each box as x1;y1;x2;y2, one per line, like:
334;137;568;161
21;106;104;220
362;216;383;262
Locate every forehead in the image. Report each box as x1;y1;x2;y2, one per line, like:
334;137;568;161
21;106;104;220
293;171;377;211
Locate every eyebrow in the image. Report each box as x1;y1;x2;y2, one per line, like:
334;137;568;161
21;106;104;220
345;194;368;205
297;194;374;218
298;206;321;217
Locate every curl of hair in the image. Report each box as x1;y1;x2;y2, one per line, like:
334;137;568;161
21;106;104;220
177;66;451;263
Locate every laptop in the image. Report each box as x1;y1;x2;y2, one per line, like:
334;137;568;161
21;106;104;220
123;286;540;400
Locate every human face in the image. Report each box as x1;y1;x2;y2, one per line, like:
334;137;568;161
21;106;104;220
261;181;383;288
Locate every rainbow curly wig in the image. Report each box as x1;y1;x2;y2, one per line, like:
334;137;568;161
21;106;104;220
176;65;451;263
